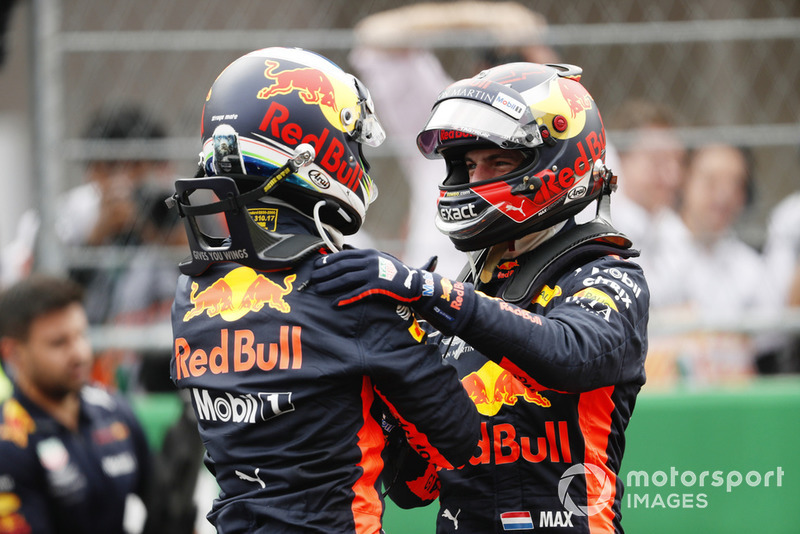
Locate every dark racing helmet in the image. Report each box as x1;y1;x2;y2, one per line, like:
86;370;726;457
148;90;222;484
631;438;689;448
199;46;385;235
416;63;611;251
169;47;386;275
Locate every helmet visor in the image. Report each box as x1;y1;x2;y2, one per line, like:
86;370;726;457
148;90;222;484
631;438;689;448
417;99;542;158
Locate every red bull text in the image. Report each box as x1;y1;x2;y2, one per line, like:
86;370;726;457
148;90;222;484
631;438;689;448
174;326;303;380
473;131;604;221
258;101;365;193
471;420;572;466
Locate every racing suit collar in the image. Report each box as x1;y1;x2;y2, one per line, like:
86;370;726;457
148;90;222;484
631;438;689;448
477;219;570;284
501;219;569;260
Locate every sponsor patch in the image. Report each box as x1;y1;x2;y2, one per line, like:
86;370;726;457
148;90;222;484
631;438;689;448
0;400;35;449
493;92;526;119
572;287;618;311
248;207;279;231
534;284;562;307
408;319;426;343
378;257;398;281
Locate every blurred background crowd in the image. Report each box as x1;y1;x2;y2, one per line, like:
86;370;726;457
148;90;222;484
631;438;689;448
0;0;799;530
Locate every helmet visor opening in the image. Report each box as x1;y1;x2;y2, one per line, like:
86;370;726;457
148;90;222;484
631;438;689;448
417;99;542;158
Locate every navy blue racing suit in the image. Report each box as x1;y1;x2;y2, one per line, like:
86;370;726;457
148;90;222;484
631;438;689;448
170;215;481;534
386;226;649;533
0;386;152;534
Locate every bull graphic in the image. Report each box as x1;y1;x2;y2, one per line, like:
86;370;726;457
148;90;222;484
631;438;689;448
258;60;338;112
183;279;235;321
183;273;296;321
240;274;296;314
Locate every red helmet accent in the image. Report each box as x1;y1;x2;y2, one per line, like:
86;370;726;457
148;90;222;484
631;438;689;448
417;63;610;251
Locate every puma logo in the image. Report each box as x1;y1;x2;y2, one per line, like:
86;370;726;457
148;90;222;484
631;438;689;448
235;467;266;489
442;508;460;530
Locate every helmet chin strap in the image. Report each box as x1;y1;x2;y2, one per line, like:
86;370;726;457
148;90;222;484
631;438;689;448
313;200;347;253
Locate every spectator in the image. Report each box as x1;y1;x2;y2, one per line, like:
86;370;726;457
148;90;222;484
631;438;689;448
0;274;152;533
57;105;172;248
606;98;687;302
660;143;763;313
764;189;800;308
761;187;800;373
313;61;648;533
646;143;770;386
55;105;178;323
47;105;184;392
349;1;564;278
169;47;480;533
0;210;38;288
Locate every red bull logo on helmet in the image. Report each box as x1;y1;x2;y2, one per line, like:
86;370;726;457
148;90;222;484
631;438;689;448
461;361;550;417
558;77;594;119
257;59;360;137
183;267;295;322
259;60;338;111
259;100;366;194
472;130;604;222
438;129;477;145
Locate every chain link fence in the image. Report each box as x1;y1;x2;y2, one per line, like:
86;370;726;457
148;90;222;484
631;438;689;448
2;0;800;351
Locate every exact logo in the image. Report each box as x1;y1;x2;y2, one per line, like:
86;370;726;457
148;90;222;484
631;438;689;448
558;463;614;517
439;203;478;222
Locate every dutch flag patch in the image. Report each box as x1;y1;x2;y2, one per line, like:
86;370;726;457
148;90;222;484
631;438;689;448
500;511;535;530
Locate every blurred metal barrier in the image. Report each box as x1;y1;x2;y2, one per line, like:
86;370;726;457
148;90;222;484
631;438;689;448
25;0;800;275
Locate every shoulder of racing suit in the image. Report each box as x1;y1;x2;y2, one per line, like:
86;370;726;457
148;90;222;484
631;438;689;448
462;218;638;306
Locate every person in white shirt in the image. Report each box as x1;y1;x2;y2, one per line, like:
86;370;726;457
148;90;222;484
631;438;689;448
605;99;687;298
646;143;770;386
760;186;800;374
659;143;765;315
763;189;800;307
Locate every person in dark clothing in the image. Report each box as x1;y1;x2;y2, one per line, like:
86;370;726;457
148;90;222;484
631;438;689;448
0;274;152;534
168;46;480;534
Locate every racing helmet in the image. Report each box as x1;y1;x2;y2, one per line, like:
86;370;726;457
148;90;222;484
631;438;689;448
416;63;610;251
199;47;385;235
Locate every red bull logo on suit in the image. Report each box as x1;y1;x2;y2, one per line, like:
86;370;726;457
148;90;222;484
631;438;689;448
461;361;550;417
183;267;295;322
